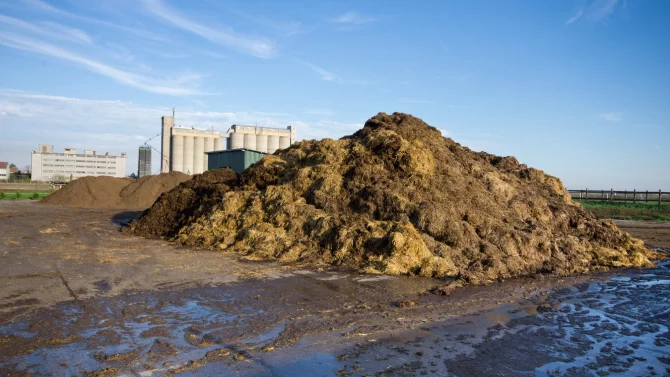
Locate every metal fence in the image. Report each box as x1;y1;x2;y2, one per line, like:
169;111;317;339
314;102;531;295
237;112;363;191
568;189;670;204
0;182;57;191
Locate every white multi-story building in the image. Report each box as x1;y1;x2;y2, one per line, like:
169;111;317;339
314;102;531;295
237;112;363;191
31;145;127;182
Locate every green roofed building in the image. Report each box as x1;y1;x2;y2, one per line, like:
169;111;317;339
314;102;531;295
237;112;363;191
205;148;266;173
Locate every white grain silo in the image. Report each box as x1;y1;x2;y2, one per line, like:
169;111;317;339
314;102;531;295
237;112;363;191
230;133;244;149
244;134;256;151
204;137;214;172
215;137;226;151
256;134;268;153
171;135;184;173
183;135;194;174
194;136;205;174
267;135;279;154
279;136;290;150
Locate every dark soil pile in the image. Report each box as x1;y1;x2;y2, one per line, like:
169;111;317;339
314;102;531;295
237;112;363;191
130;113;660;284
41;172;190;209
130;169;238;237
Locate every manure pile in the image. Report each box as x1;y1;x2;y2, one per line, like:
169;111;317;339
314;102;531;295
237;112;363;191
41;172;190;209
130;113;660;284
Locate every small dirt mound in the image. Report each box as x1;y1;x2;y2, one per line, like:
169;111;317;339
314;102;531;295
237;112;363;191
41;172;190;209
130;112;662;284
119;172;191;209
40;176;133;208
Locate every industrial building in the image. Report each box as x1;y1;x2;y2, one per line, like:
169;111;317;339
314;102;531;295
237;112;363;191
206;149;266;173
31;144;127;182
160;116;223;175
226;124;296;153
160;115;296;175
138;146;151;178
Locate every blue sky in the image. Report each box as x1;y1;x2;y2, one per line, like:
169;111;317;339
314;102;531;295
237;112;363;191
0;0;668;189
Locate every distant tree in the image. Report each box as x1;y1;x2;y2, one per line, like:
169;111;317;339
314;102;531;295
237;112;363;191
9;163;16;168
129;172;138;179
51;174;68;183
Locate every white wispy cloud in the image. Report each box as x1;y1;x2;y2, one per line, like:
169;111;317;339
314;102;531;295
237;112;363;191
104;42;136;63
224;6;302;37
38;21;92;44
295;59;370;85
399;99;434;104
24;0;166;42
565;9;584;25
0;14;92;45
0;89;365;172
566;0;620;25
0;32;205;95
305;108;335;116
198;50;228;59
332;11;378;25
588;0;620;21
0;89;361;141
296;59;337;81
600;112;623;121
141;0;276;58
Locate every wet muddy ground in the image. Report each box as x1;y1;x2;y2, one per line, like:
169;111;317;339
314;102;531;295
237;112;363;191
1;201;668;376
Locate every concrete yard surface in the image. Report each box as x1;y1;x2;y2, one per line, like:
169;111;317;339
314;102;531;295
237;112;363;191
0;201;669;376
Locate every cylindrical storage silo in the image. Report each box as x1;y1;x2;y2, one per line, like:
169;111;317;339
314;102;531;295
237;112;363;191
194;136;205;174
171;135;184;173
183;135;194;175
215;137;226;151
204;137;214;172
256;134;268;153
267;135;279;154
279;136;290;150
244;133;256;151
230;133;244;149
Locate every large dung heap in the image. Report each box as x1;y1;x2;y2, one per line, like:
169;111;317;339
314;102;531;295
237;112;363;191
41;172;190;209
131;113;658;284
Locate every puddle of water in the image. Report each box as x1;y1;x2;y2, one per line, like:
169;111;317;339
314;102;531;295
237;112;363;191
316;275;345;281
13;342;104;376
531;263;670;377
637;279;670;286
239;322;286;348
93;279;112;293
355;275;395;283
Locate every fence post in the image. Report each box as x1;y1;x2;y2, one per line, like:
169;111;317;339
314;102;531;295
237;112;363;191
624;190;627;203
633;189;636;203
601;190;604;201
646;190;648;203
661;189;663;207
610;188;613;202
585;188;588;201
